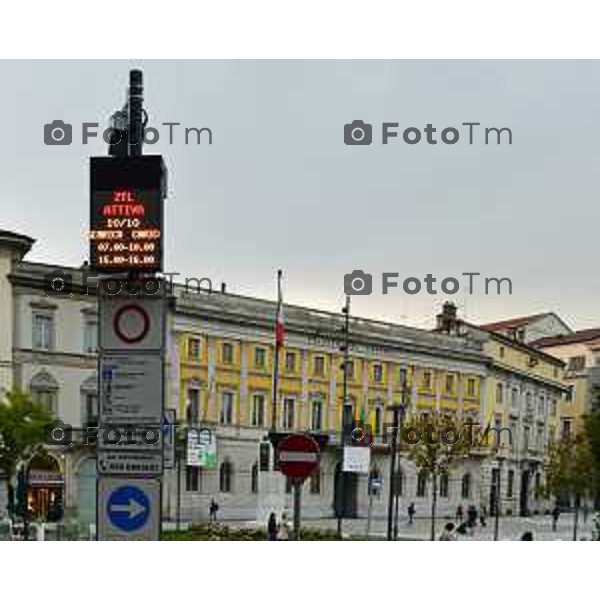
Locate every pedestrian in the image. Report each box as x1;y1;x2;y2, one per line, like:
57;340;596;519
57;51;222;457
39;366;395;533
551;505;560;532
209;498;219;522
267;512;279;541
407;502;416;525
456;504;464;522
279;511;292;540
582;502;589;524
439;522;457;541
456;522;469;538
520;531;533;541
479;503;487;527
467;504;477;528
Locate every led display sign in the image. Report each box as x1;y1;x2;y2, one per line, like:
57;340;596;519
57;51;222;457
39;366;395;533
90;156;166;273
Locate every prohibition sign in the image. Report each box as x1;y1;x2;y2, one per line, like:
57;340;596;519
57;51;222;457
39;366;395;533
113;303;150;344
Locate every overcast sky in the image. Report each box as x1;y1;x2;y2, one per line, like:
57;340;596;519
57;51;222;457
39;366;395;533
1;60;599;330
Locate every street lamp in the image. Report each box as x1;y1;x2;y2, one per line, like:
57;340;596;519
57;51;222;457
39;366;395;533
493;456;505;541
393;373;410;540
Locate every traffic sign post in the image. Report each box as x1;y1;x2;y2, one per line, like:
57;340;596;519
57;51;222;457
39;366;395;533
277;434;320;540
97;478;161;541
93;70;168;541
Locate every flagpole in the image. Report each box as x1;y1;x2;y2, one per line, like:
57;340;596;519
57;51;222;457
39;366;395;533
271;269;283;434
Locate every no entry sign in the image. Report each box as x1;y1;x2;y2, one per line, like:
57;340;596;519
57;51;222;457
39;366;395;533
277;434;320;482
100;294;165;351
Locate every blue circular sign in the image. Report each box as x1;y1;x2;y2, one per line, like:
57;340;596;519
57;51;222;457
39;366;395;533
107;485;151;532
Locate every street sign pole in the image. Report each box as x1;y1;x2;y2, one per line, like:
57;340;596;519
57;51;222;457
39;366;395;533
92;69;168;541
293;481;302;541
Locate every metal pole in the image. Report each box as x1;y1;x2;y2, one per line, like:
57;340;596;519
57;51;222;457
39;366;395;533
128;69;143;157
393;398;406;540
293;481;302;540
337;295;350;539
176;453;181;531
494;460;502;541
387;407;400;541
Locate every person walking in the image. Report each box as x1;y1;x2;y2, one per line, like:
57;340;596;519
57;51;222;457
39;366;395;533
439;522;457;541
467;504;477;528
551;505;560;532
209;498;219;522
455;505;464;523
479;504;487;527
267;512;279;541
279;511;292;540
582;502;589;524
407;502;416;525
520;531;533;541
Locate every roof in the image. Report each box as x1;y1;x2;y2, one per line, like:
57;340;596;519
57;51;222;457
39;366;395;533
533;328;600;348
479;313;552;332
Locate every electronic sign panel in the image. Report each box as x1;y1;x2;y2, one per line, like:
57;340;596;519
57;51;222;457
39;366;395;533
90;156;166;273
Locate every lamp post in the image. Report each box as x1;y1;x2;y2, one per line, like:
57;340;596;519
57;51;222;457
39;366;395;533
337;295;351;539
493;456;504;541
386;401;406;541
393;373;409;540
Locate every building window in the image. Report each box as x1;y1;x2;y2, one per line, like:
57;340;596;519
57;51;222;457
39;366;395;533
252;394;265;427
399;367;408;387
220;391;234;425
567;355;585;371
186;388;200;424
310;468;321;494
511;388;519;407
461;473;471;499
523;426;530;450
499;346;505;358
422;371;432;391
83;320;97;353
30;371;59;415
186;466;200;492
313;356;325;377
538;395;545;414
507;470;514;498
373;363;383;382
254;347;266;369
251;463;258;494
445;374;455;395
311;400;323;431
285;352;296;372
83;392;98;425
221;342;233;365
188;337;201;360
374;405;382;437
345;359;355;379
525;392;533;412
417;471;427;497
466;378;476;397
33;313;54;350
550;398;557;415
283;398;295;430
562;419;572;440
439;473;449;498
219;460;233;493
496;383;503;404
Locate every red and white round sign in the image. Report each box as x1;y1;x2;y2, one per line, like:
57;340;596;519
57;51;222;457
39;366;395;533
277;434;320;481
113;303;150;344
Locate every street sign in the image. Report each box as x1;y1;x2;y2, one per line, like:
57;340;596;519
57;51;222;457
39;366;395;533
100;293;165;351
97;478;161;541
163;410;176;469
186;428;217;468
90;156;166;273
99;352;163;424
343;446;371;473
277;434;320;482
98;450;164;476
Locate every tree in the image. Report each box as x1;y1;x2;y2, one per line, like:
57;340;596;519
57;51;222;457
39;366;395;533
583;411;600;508
403;413;477;540
544;433;595;540
0;389;53;516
